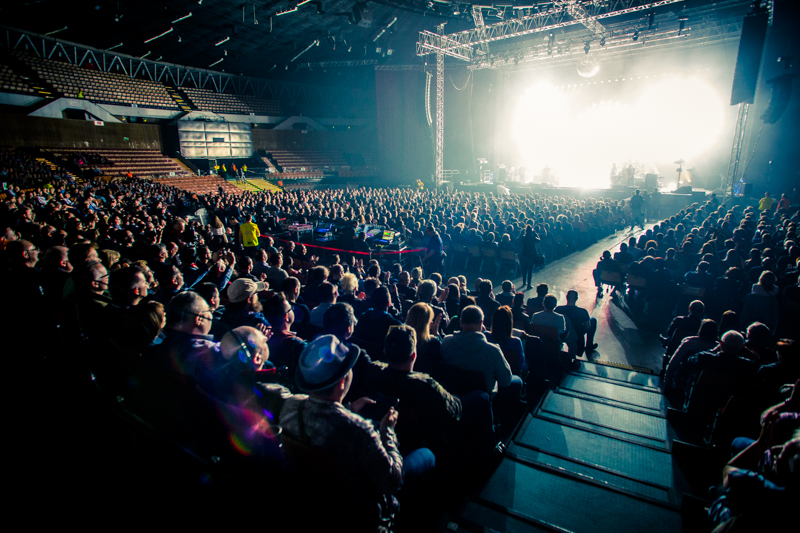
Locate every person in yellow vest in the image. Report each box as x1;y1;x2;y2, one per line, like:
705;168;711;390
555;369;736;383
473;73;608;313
758;192;775;212
214;165;220;174
242;165;248;173
239;215;260;257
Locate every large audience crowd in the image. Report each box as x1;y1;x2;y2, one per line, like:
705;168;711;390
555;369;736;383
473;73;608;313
2;147;798;529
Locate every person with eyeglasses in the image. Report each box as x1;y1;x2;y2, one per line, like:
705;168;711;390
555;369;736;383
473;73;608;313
1;239;43;337
151;291;223;387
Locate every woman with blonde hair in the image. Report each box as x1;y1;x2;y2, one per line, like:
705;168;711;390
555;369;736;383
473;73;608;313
410;266;423;289
405;302;442;374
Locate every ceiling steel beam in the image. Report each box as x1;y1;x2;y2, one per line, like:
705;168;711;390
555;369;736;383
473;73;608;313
296;59;379;69
417;0;686;58
557;1;605;36
469;14;744;71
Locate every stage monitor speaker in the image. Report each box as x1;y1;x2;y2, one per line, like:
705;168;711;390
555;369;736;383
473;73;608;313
762;72;794;124
692;191;707;202
743;183;754;196
644;173;658;190
675;185;693;195
730;10;769;105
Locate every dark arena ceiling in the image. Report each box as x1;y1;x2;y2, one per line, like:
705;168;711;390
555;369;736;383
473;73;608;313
1;1;759;81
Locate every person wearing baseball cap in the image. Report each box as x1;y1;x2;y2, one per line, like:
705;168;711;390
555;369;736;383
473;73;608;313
220;277;272;336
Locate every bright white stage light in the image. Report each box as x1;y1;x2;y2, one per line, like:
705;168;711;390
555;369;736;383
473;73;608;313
511;76;725;189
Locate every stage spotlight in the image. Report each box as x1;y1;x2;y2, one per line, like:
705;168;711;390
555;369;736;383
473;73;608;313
600;36;606;46
678;15;688;36
633;30;639;41
584;42;590;54
649;12;655;30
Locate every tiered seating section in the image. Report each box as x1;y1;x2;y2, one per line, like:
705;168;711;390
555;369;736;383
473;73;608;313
0;64;34;94
19;54;178;110
50;148;191;179
269;150;348;172
233;177;283;193
4;54;366;119
155;175;242;196
182;87;284;116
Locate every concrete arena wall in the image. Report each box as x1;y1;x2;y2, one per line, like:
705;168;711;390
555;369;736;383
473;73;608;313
0;113;163;150
0;113;376;155
251;128;374;152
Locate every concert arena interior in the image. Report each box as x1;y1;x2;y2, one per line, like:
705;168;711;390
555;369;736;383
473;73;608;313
2;0;799;530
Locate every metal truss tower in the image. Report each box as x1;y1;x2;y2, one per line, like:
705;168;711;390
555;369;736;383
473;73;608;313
726;103;750;198
435;24;445;188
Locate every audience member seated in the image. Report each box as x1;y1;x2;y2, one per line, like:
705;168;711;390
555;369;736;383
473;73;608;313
404;302;443;376
220;278;272;334
741;271;780;333
530;295;568;341
152;291;222;389
526;283;549;315
475;280;501;329
486;306;526;376
511;292;529;330
593;250;623;296
441;305;519;397
555;289;598;357
262;335;404;529
663;319;718;404
496;280;515;307
262;293;307;386
370;325;461;462
353;286;402;351
707;388;799;531
661;300;705;357
682;331;758;414
309;281;337;328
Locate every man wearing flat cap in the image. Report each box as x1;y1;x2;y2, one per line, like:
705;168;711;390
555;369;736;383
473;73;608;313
258;334;403;528
279;334;403;489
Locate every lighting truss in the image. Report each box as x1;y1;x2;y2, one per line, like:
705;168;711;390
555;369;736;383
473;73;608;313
470;14;744;70
417;0;687;60
556;0;605;35
471;6;490;55
375;64;424;71
296;59;379;69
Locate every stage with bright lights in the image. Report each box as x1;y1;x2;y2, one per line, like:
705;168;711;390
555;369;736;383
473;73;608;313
451;181;711;210
461;45;738;194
